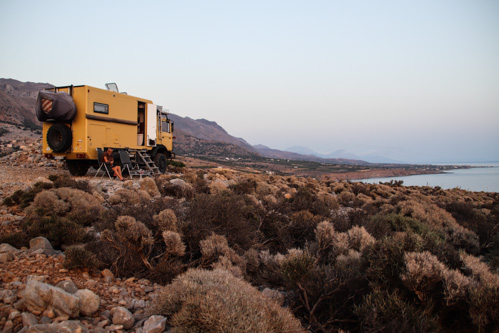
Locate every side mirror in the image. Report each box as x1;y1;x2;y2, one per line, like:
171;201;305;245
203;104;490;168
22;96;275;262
171;121;174;133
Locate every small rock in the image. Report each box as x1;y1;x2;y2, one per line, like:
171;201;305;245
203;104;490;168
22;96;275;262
101;269;114;280
0;252;14;263
29;237;55;256
112;307;135;330
142;315;167;333
261;288;285;306
75;289;100;316
26;275;48;284
21;312;37;327
55;280;78;294
0;243;19;253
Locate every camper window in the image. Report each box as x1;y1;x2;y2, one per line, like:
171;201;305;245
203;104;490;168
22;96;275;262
94;103;109;114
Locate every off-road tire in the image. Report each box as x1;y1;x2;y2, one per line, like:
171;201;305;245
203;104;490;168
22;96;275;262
47;123;72;153
67;161;89;176
154;153;167;174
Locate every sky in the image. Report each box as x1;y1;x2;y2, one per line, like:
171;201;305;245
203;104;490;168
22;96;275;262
1;0;498;163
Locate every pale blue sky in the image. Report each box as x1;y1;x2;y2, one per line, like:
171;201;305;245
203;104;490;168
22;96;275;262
1;0;498;163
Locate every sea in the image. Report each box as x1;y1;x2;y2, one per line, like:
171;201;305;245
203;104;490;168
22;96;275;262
358;163;499;193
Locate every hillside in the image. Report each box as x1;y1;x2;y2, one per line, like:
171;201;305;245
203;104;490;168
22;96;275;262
0;79;52;129
254;144;369;165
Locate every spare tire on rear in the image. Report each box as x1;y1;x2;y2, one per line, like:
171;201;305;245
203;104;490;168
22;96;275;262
47;124;72;152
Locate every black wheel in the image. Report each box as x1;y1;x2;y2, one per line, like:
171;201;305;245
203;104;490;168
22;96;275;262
154;153;167;174
47;123;72;152
67;161;89;176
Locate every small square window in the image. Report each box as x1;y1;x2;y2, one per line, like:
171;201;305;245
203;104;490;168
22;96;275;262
94;102;109;114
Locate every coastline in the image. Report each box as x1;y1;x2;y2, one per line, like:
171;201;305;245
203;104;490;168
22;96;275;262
326;168;444;181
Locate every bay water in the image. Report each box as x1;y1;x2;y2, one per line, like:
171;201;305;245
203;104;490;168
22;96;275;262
358;163;499;193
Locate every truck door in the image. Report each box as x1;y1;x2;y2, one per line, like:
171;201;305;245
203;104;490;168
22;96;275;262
146;104;157;146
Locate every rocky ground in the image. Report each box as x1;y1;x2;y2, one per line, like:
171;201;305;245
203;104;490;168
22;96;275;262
0;148;173;332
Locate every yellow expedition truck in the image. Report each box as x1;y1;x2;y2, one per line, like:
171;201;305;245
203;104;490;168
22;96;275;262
36;84;174;176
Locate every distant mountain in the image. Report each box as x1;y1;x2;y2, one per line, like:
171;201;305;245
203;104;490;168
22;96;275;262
254;144;368;165
0;78;53;128
168;114;255;152
286;145;401;164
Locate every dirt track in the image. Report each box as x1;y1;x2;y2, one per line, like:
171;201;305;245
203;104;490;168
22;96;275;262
0;164;67;198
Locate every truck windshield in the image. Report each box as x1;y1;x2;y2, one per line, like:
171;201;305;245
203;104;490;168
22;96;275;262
161;116;170;133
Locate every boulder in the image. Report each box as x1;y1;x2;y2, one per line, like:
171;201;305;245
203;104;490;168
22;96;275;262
55;280;78;294
0;243;19;253
21;312;38;327
0;252;14;263
23;280;80;318
75;289;100;316
27;320;88;333
29;237;55;256
140;177;161;198
112;306;135;330
142;315;167;333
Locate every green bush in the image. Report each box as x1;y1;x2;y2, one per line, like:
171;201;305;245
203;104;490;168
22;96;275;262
355;288;438;332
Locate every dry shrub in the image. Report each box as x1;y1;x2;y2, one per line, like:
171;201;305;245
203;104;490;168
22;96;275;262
53;188;103;225
460;252;499;331
365;232;424;289
23;215;88;249
338;191;356;206
64;246;103;271
280;249;315;284
315;221;335;250
246;250;285;286
28;187;103;226
200;233;245;276
200;233;233;262
108;188;149;206
347;225;376;252
154;209;178;232
401;251;447;303
442;268;470;304
114;216;153;249
31;190;69;216
162;231;186;257
160;182;195;199
336;249;362;271
148;268;304;332
183;193;261;253
289;210;321;247
460;252;499;286
397;197;479;253
289;186;333;216
52;175;91;193
230;179;257;195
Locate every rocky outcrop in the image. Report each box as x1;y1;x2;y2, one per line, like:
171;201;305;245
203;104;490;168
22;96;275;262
0;241;165;332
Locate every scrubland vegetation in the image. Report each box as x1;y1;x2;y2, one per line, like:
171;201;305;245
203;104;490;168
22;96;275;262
2;168;499;332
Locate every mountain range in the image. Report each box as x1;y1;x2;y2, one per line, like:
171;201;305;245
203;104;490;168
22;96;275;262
0;79;388;164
